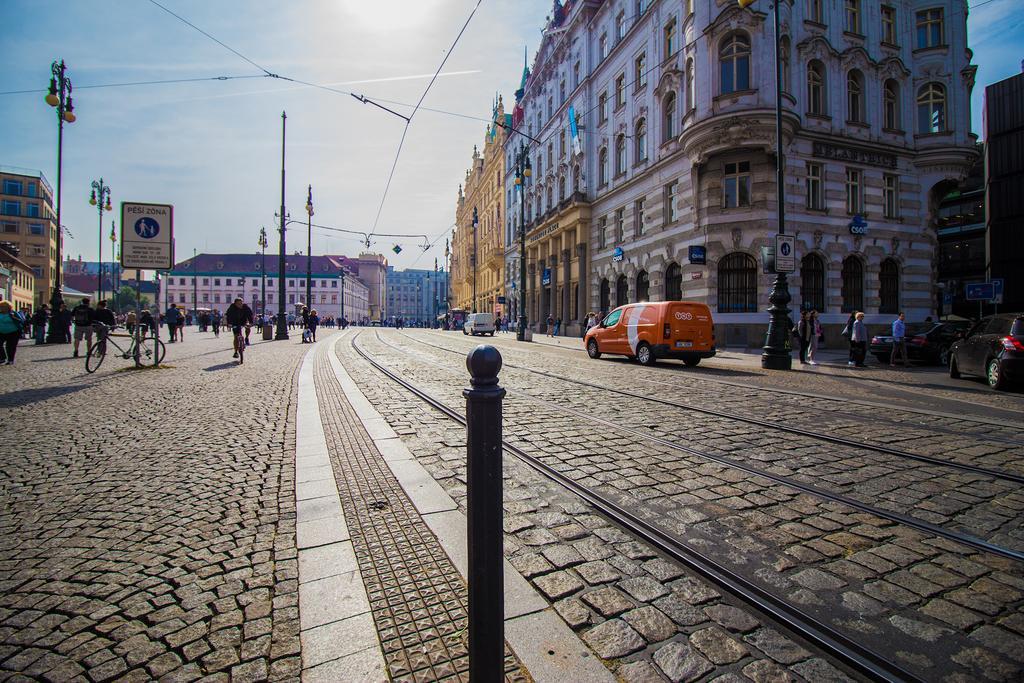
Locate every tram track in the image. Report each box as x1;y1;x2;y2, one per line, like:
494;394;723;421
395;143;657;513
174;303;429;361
372;331;1023;563
399;331;1024;484
347;330;923;683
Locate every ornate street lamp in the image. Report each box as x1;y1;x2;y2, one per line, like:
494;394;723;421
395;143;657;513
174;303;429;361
471;207;479;313
259;226;268;317
89;178;112;303
275;111;289;340
513;143;532;341
109;220;118;310
44;60;76;342
305;185;313;313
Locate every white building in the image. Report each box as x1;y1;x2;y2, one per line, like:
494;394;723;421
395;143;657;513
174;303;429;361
506;0;977;342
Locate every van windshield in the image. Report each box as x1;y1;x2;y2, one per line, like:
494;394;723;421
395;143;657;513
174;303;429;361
604;309;622;327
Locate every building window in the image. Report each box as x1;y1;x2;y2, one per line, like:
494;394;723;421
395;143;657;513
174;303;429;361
615;135;627;176
560;130;566;157
720;34;751;94
600;278;610;312
723;161;751;208
598;216;608;249
2;179;22;195
665;262;682;300
883;174;900;218
615;74;626;108
25;204;40;217
636;0;648;16
32;267;43;278
635;118;647;162
634;197;646;237
202;293;209;303
636;271;650;301
917;83;946;133
599;92;609;123
801;253;826;312
1;200;20;216
214;294;221;303
718;253;757;313
214;278;221;286
635;52;647;90
806;163;824;210
29;223;44;235
685;59;695;112
573;61;581;88
599;148;609;185
845;168;862;214
780;36;791;92
879;258;899;313
841;256;863;312
665;181;679;224
616;275;629;307
615;208;625;243
845;0;861;33
807;0;823;23
664;19;677;60
599;33;608;61
916;8;944;49
663;92;677;141
884;80;901;129
616;11;626;41
179;278;185;285
807;60;826;115
2;221;18;232
881;6;897;44
847;70;864;123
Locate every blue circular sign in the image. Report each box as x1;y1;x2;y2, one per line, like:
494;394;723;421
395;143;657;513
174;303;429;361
780;242;792;256
134;217;160;239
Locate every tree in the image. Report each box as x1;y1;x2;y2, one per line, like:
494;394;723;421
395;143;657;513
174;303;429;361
112;285;149;312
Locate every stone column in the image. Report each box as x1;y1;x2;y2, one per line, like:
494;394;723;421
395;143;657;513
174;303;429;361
562;248;571;329
576;242;588;319
548;252;558;330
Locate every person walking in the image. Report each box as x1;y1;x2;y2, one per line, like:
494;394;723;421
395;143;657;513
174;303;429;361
164;304;181;342
842;311;856;366
125;309;137;335
56;303;72;343
71;298;94;358
31;305;48;345
851;312;868;367
890;311;908;367
0;300;25;365
807;310;822;365
308;309;320;342
139;309;154;337
797;310;811;365
546;314;554;337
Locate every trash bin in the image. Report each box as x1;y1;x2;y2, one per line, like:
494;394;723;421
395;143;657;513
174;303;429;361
262;324;273;340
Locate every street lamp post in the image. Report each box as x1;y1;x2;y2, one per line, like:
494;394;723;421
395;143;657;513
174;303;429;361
471;207;478;313
89;178;112;303
433;257;438;328
44;60;76;343
513;144;532;341
259;227;268;317
339;268;346;323
305;185;313;313
192;248;197;322
275;111;289;340
109;220;117;310
444;239;451;327
739;0;792;370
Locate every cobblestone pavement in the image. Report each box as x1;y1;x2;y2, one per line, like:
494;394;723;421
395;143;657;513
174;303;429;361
310;341;527;682
397;332;1024;552
1;332;310;682
348;329;1024;682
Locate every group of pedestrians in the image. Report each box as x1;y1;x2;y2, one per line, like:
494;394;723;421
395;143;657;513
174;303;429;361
794;310;824;365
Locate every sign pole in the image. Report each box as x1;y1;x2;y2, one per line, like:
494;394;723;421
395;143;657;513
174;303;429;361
134;268;142;367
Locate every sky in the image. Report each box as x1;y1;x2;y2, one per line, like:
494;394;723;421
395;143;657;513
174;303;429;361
0;0;1020;271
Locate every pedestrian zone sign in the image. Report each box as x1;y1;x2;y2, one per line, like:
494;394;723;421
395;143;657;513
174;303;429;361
774;235;795;273
121;202;174;269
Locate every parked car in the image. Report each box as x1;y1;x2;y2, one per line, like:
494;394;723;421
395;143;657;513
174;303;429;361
949;314;1024;390
463;312;496;336
584;301;716;366
869;321;970;365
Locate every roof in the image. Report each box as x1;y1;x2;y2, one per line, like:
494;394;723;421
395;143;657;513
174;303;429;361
169;253;351;277
0;247;33;273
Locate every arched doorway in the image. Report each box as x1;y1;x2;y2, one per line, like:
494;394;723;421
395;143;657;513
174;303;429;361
841;256;864;313
800;253;826;312
599;278;610;314
665;262;682;301
615;275;628;307
636;270;650;301
879;258;900;314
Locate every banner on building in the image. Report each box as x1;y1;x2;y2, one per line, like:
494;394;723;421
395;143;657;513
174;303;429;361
568;105;582;158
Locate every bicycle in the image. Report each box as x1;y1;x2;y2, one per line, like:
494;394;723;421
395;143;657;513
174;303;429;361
85;323;166;373
232;325;247;364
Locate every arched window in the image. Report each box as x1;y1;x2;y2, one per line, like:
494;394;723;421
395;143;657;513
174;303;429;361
717;253;757;313
884;80;900;130
663;92;677;141
685;59;695;113
800;253;826;312
599;147;609;185
879;258;899;313
558;175;566;202
847;70;864;123
780;36;791;93
635;118;647;162
636;270;650;301
616;274;628;307
807;61;826;115
600;278;611;313
615;134;627;176
665;262;682;301
572;165;581;193
841;256;864;313
917;83;946;133
719;34;751;94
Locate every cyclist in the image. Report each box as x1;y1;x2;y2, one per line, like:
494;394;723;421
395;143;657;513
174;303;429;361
225;298;253;362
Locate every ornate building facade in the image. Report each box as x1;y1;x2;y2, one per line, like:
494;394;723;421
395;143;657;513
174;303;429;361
452;100;509;315
506;0;977;341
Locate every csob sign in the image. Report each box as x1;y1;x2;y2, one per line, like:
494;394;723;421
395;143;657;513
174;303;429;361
612;246;624;262
121;202;174;270
688;245;706;265
849;214;868;235
541;268;551;286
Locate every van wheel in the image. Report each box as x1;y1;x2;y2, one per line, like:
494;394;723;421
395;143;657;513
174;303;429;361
463;329;468;335
586;339;601;359
637;343;656;366
987;358;1007;390
949;354;960;379
683;357;700;367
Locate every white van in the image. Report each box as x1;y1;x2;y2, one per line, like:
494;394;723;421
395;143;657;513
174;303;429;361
463;313;496;336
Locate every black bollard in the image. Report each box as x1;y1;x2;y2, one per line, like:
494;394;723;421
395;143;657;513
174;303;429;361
464;345;505;681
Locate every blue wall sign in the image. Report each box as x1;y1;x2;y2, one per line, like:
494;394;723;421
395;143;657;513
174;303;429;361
965;282;995;301
612;247;624;262
541;268;551;286
688;245;706;265
849;214;868;235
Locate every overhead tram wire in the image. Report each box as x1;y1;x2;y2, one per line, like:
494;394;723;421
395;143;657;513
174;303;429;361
0;74;271;97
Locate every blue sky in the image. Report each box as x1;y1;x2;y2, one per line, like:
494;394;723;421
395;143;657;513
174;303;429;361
0;0;1020;269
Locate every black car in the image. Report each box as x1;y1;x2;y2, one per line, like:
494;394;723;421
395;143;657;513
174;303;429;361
870;321;970;365
949;314;1024;390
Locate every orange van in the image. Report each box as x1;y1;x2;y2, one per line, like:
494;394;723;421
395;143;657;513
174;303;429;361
584;301;716;366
